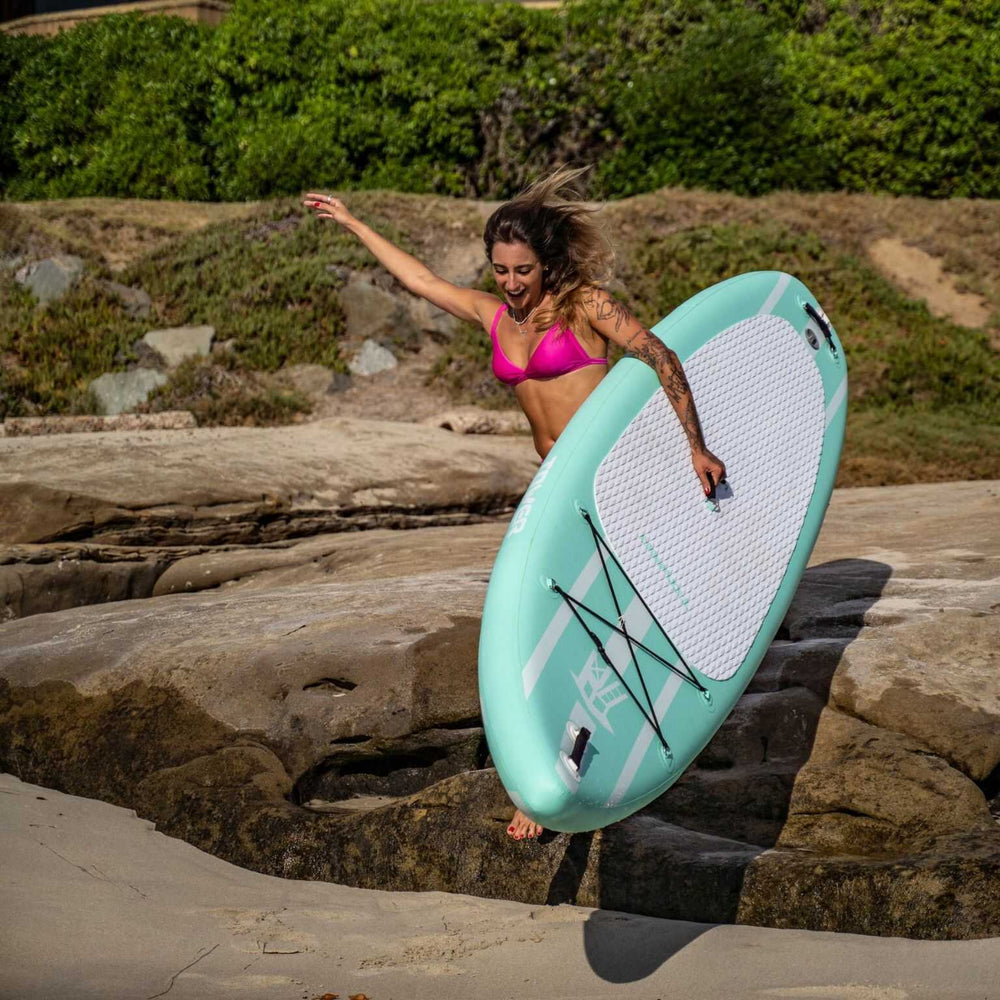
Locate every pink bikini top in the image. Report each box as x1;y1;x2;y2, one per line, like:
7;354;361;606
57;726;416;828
490;304;608;386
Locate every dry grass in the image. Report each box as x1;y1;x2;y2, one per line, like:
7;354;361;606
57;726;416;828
2;190;998;487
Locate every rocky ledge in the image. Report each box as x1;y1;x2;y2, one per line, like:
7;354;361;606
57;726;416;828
0;421;997;939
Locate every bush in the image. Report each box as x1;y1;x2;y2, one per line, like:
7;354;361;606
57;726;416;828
596;3;822;195
3;14;214;200
0;0;997;199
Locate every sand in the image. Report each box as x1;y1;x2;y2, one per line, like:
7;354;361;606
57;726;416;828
1;773;998;1000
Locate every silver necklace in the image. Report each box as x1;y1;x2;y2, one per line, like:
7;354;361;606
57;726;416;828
511;302;541;336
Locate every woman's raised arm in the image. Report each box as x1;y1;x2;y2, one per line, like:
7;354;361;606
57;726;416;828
303;193;497;326
582;286;726;496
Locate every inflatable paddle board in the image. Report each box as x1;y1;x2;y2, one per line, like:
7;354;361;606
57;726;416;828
478;271;846;832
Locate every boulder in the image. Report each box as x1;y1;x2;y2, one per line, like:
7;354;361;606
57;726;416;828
0;451;997;939
830;612;1000;781
340;276;418;350
406;297;456;340
349;339;397;376
0;417;538;546
14;254;84;305
777;707;994;855
89;369;168;416
276;363;343;397
142;325;215;368
97;279;151;319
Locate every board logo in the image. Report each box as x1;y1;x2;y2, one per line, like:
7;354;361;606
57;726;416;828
640;533;689;610
573;651;628;733
509;455;558;535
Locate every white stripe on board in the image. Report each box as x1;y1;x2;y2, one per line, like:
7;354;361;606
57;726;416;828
554;598;655;796
577;596;654;735
757;273;792;316
605;672;684;808
522;551;603;700
825;375;847;427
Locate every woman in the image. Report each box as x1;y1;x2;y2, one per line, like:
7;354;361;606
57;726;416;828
303;168;725;842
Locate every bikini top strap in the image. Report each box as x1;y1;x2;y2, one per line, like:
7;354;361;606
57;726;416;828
490;303;508;341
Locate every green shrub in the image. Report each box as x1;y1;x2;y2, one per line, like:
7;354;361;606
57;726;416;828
597;4;821;195
781;0;1000;198
4;14;214;200
0;32;46;194
622;220;1000;411
0;0;997;199
138;353;313;427
123;200;357;371
0;270;148;419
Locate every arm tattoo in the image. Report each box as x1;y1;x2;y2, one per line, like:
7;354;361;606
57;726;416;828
583;287;634;335
633;332;705;449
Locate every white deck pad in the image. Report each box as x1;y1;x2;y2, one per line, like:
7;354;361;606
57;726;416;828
594;314;825;681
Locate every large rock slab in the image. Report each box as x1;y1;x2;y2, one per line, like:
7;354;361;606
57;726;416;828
0;416;538;546
0;478;998;938
0;566;487;784
1;411;196;437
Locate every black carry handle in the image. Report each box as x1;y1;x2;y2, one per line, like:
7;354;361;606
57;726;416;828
804;302;838;356
569;727;592;770
706;471;728;501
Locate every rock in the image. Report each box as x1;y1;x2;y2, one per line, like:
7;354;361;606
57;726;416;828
212;338;237;356
1;465;998;939
327;369;352;393
738;832;1000;939
142;325;215;368
276;363;342;397
340;276;418;349
777;707;994;855
829;612;1000;781
0;541;197;622
1;411;196;438
406;297;456;340
89;369;168;416
0;569;487;789
424;408;531;435
0;416;538;546
436;237;487;287
97;279;151;319
349;338;398;376
14;254;84;305
150;522;506;597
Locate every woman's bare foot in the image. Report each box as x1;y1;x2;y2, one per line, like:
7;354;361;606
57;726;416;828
507;809;544;841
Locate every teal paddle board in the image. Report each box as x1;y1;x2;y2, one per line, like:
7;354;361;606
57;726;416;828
478;271;847;832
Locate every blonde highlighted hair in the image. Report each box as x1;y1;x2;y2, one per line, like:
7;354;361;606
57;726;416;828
483;166;614;334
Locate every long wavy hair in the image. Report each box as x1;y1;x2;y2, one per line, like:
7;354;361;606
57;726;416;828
482;166;614;334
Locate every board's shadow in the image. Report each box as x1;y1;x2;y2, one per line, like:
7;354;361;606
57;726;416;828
542;557;893;982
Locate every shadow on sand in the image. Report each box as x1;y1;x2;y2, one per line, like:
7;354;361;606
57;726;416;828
538;557;894;981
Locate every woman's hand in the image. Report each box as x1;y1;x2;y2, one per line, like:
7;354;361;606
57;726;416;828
691;447;726;497
302;192;354;228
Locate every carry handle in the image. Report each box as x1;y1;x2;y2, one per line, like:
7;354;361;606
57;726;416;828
804;302;838;356
568;726;592;770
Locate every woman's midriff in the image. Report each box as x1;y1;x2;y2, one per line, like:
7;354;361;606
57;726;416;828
515;364;607;458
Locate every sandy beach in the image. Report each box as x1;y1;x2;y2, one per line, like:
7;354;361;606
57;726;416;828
2;772;997;1000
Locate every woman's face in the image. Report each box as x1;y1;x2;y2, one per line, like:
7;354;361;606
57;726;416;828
491;241;545;313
